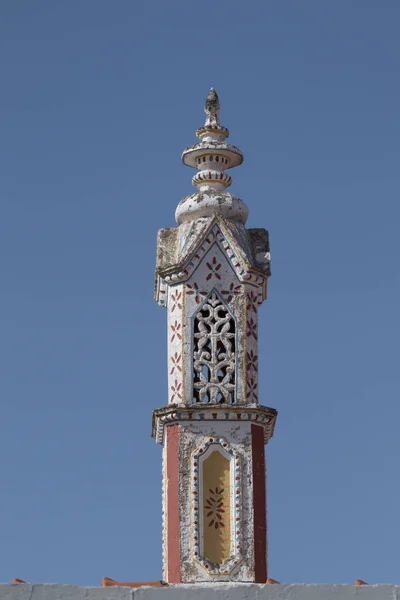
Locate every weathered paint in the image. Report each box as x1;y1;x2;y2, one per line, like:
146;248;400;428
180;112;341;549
0;584;397;600
251;424;267;582
166;425;181;583
178;421;254;582
154;90;277;583
202;451;231;565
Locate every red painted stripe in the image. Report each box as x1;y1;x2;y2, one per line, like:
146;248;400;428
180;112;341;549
252;424;267;582
166;424;181;583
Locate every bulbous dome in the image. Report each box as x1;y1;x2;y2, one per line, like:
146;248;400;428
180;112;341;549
175;188;249;225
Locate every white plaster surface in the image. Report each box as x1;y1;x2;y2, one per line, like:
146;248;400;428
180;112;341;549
175;190;248;225
167;285;185;404
0;584;398;600
178;421;256;583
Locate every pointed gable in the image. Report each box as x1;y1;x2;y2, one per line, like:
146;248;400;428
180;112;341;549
155;217;270;306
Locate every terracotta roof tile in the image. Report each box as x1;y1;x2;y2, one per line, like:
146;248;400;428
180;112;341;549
101;577;165;588
9;576;372;586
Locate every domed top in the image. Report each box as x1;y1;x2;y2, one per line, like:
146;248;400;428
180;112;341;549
176;189;248;225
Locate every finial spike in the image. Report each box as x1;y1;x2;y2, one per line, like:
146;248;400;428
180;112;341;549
181;89;243;200
204;88;220;127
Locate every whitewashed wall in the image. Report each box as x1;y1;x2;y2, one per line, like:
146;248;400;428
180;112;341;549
0;583;397;600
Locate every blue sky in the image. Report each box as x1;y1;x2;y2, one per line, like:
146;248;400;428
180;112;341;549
0;0;399;587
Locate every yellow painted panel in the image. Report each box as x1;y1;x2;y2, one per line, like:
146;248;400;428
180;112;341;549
203;450;231;565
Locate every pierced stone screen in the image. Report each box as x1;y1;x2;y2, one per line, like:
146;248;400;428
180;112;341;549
193;292;236;404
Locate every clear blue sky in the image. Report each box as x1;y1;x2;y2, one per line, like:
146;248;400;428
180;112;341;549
0;0;399;587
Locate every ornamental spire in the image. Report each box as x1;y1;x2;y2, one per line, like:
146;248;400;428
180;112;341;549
154;91;275;584
177;89;247;224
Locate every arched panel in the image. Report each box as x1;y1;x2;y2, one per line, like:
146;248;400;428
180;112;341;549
191;436;243;576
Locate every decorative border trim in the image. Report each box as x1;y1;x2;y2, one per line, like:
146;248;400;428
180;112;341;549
182;142;243;170
196;126;229;139
152;405;277;446
191;437;242;576
163;223;266;287
155;218;269;307
192;170;232;188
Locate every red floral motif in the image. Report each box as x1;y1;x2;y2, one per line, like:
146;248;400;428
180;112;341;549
222;283;242;303
170;352;182;375
246;349;258;372
205;487;225;529
206;256;222;281
247;291;258;313
247;377;258;401
247;318;258;340
170;321;182;343
170;380;182;402
170;291;182;312
186;283;207;305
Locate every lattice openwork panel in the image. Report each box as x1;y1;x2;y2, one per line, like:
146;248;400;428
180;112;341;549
193;292;236;404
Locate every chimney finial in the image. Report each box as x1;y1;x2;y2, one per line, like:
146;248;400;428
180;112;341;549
204;88;220;127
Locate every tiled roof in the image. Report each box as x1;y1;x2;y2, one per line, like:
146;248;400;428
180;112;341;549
102;578;165;588
11;578;370;587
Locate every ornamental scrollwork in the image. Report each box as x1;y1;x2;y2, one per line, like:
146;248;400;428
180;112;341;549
193;292;236;404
